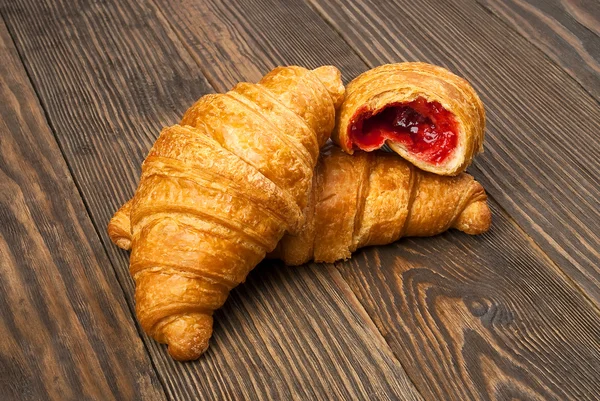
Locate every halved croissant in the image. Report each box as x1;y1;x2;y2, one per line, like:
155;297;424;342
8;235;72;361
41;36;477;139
112;145;491;267
333;62;485;175
109;66;344;361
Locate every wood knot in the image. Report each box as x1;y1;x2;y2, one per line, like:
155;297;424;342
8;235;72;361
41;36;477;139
464;295;490;317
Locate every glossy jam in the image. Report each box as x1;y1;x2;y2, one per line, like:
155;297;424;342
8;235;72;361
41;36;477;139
348;97;458;164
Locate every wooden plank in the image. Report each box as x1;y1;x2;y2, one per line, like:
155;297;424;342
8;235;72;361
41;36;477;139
476;0;600;101
149;0;600;399
308;0;600;307
0;16;166;401
1;0;424;399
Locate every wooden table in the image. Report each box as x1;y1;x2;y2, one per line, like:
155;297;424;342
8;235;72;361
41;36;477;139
1;0;598;399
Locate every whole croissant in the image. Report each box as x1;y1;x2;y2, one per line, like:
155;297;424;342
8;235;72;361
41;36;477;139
109;66;344;361
271;145;491;265
111;145;491;266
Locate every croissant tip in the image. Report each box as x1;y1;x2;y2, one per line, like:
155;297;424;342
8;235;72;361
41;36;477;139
167;340;209;362
454;200;492;235
115;237;132;251
107;223;132;250
162;313;213;361
311;65;345;109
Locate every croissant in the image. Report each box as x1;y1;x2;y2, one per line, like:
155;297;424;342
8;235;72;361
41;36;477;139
332;62;485;175
108;66;344;361
111;145;491;266
271;145;491;265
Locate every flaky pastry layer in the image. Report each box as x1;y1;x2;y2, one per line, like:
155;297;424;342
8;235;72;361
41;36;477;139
112;145;492;267
108;65;344;361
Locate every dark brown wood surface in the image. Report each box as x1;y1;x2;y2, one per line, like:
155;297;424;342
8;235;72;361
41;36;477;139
0;16;165;401
0;0;599;400
477;0;600;101
151;0;600;399
309;0;600;307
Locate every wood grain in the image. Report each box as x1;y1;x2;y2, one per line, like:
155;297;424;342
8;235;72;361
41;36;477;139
476;0;600;101
144;0;600;399
171;261;423;400
337;201;600;400
152;0;367;88
4;0;599;399
0;16;165;401
308;0;600;308
1;0;424;399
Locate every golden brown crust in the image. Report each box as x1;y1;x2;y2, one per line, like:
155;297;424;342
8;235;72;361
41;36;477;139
257;66;343;147
269;173;318;266
333;62;485;175
107;66;343;360
311;146;371;262
273;146;491;265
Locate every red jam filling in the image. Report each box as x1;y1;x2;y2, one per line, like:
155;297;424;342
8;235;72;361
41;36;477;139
348;97;458;164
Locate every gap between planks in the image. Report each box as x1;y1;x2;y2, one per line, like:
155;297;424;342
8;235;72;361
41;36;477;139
1;1;424;399
472;0;600;105
138;0;600;394
145;0;600;398
148;2;600;398
149;5;426;398
474;0;600;104
0;11;167;401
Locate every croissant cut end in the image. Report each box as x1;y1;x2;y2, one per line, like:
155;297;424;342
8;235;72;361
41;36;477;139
335;62;485;176
353;94;469;176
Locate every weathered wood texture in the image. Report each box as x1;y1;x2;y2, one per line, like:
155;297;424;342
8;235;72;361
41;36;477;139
477;0;600;101
155;0;367;88
2;0;599;399
0;0;424;399
309;0;600;307
188;262;423;401
0;16;165;401
338;203;600;400
147;0;600;399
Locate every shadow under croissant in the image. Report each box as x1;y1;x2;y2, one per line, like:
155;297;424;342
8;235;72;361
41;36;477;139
109;160;491;360
172;260;325;361
157;224;494;361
